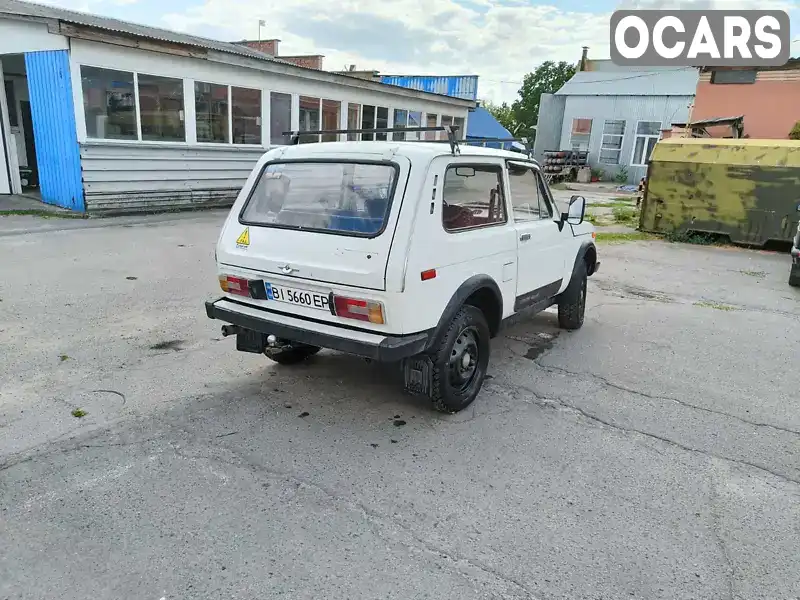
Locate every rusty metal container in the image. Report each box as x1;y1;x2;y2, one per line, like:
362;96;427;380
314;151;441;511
640;137;800;246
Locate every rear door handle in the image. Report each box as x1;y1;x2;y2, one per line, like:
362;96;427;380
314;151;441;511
520;233;531;241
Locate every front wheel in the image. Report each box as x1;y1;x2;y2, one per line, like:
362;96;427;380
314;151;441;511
789;262;800;287
429;305;490;414
265;344;320;365
558;260;587;330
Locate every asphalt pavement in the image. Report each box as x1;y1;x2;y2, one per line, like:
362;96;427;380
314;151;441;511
1;212;798;600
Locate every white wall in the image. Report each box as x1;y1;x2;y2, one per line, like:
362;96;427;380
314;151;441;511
0;19;68;54
69;39;471;146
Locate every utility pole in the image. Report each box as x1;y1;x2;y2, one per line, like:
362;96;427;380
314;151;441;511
258;19;265;42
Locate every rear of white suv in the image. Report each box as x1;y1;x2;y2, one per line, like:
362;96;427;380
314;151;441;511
205;147;430;363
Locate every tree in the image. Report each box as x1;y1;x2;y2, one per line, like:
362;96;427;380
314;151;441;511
511;61;576;139
789;121;800;140
481;100;520;136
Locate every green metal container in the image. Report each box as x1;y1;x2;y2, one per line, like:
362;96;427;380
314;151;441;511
640;137;800;246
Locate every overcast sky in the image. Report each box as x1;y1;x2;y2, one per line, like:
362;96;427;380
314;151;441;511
41;0;800;103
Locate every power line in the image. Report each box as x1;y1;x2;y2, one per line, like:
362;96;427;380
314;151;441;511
480;66;692;87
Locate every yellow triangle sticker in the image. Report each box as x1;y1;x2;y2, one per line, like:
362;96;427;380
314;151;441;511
236;227;250;247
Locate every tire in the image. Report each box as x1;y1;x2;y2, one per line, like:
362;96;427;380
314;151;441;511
558;260;588;330
265;345;320;365
790;262;800;287
429;305;490;414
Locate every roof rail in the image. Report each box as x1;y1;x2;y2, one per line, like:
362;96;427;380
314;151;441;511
282;125;463;155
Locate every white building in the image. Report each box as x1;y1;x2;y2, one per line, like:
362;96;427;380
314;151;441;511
0;0;473;213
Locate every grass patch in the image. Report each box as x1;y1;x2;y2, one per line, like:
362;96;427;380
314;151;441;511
59;354;70;362
0;209;86;219
693;301;738;311
71;409;88;418
595;232;658;243
664;230;727;246
611;205;639;226
591;199;635;209
739;269;766;278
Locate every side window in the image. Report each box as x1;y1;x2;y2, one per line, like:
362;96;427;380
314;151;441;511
442;165;507;232
507;163;552;221
535;172;555;218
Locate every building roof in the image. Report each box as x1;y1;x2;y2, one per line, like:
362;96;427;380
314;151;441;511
555;67;699;97
0;0;278;62
0;0;474;106
671;116;744;128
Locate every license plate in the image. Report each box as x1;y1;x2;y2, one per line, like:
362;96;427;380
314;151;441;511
265;282;330;311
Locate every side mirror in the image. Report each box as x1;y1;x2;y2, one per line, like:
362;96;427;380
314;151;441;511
560;195;586;226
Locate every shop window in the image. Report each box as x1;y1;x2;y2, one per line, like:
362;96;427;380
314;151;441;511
269;92;292;145
299;95;320;143
407;111;422;140
375;106;389;141
195;81;229;143
138;73;185;142
569;118;592;151
80;66;137;140
232;86;261;145
426;113;438;140
321;99;340;142
393;109;408;140
361;105;375;141
347;103;361;140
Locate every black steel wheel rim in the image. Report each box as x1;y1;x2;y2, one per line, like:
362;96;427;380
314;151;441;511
579;277;587;316
448;326;480;393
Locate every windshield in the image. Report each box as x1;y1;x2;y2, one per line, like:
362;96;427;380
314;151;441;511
240;161;398;237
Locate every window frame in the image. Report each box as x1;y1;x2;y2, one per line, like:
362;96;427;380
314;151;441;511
441;162;509;234
136;71;187;143
269;90;293;146
79;65;139;142
630;120;661;167
569;117;593;151
599;119;626;166
237;158;402;240
194;79;230;144
710;69;757;84
506;160;552;222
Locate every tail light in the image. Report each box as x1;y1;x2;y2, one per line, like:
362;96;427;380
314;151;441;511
332;295;385;324
219;274;250;297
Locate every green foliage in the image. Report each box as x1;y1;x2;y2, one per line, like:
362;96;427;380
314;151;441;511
481;100;520;136
590;167;605;180
510;61;576;139
611;205;638;225
614;165;629;184
595;232;658;243
789;121;800;140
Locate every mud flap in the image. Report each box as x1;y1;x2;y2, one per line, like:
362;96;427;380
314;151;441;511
403;355;434;397
236;329;267;354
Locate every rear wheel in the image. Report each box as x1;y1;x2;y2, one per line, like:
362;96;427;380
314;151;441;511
265;344;320;365
558;260;587;330
429;305;490;414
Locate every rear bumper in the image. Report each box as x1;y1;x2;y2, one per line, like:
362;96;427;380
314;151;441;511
205;297;430;362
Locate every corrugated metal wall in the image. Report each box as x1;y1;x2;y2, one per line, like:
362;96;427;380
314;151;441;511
80;143;265;215
24;50;84;211
533;93;566;162
379;76;478;101
558;95;693;183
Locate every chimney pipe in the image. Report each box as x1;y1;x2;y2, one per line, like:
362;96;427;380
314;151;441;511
580;46;589;71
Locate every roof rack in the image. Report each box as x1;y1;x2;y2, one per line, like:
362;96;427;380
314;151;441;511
283;125;463;155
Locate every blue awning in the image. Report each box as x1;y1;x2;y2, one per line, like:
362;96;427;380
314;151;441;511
466;106;518;150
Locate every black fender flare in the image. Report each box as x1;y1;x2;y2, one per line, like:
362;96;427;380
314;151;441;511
425;275;503;350
569;240;598;280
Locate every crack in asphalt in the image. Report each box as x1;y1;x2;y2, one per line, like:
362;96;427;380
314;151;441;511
163;423;540;600
708;472;737;600
536;363;800;437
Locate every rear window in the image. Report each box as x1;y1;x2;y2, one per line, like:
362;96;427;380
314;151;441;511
240;161;399;237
